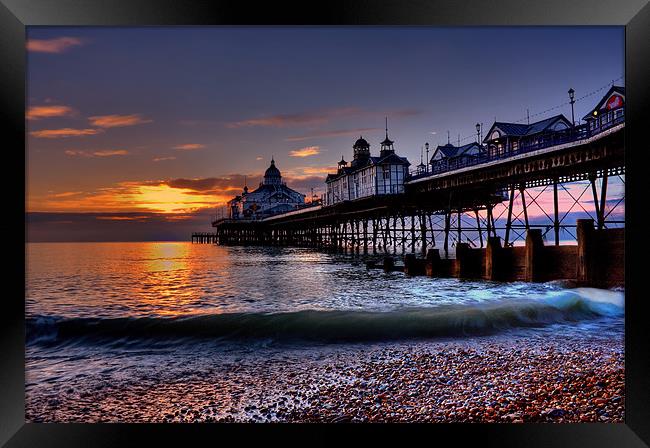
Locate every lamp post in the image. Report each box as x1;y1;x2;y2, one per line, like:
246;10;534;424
425;142;429;173
476;123;481;144
568;88;576;127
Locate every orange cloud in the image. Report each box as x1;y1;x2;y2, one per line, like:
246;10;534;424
300;166;336;175
153;156;177;162
27;105;74;120
172;143;205;150
94;150;129;157
65;149;128;157
50;191;84;198
27;37;85;53
30;181;228;214
31;128;103;138
88;114;152;128
289;146;320;157
283;165;335;179
227;107;361;128
95;215;151;221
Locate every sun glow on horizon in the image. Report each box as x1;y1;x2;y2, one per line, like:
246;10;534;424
131;184;221;213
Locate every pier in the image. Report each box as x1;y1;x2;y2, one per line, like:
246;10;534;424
201;90;625;288
191;232;219;244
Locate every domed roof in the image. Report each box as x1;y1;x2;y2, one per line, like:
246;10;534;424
353;136;370;149
264;158;281;178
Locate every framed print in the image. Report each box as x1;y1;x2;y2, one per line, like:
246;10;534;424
2;0;650;446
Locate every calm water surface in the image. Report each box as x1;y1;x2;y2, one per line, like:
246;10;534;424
26;242;623;318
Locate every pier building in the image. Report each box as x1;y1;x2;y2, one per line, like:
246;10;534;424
582;85;625;133
228;158;305;219
482;114;573;159
324;121;410;206
429;141;485;173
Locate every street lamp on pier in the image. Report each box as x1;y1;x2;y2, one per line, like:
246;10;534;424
476;123;481;144
568;88;576;127
425;142;429;173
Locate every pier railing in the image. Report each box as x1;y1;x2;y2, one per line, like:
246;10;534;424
409;113;624;181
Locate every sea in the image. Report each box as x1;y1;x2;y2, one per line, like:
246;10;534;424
25;242;625;422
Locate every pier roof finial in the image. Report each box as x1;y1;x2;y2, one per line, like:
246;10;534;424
380;116;394;147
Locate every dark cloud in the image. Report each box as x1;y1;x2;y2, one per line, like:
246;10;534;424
284;176;327;193
165;176;246;192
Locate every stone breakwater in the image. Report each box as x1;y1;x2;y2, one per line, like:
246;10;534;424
26;336;623;423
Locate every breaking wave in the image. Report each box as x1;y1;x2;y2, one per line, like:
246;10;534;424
26;289;623;346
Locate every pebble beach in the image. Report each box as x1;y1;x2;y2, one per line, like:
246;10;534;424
26;332;624;423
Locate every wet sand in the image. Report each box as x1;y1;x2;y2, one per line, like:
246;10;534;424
26;332;624;423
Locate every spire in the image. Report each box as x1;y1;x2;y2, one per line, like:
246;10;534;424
380;117;395;157
385;116;389;141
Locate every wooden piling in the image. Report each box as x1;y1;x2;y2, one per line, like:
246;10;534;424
577;219;596;285
485;236;503;281
524;229;544;282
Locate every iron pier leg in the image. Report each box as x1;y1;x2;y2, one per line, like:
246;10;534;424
520;185;529;231
504;184;516;247
599;173;608;230
475;209;483;248
554;178;560;245
590;173;601;229
443;211;451;259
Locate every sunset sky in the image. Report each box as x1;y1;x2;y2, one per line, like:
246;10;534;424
26;27;624;241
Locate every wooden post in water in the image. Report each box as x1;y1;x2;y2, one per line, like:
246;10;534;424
524;228;544;282
485;236;503;281
443;211;451;258
577;219;596;285
425;248;441;277
455;242;470;278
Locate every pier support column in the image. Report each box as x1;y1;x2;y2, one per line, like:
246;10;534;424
504;185;516;247
598;174;608;230
553;178;560;245
475;209;483;248
420;213;428;256
524;229;545;282
383;256;395;272
425;249;441;277
577;219;596;286
363;219;368;255
455;242;470;278
443;211;451;258
485;236;503;281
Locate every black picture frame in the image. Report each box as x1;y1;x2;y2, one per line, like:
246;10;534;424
3;0;649;446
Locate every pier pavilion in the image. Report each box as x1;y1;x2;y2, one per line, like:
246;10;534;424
227;158;305;220
324;121;410;206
